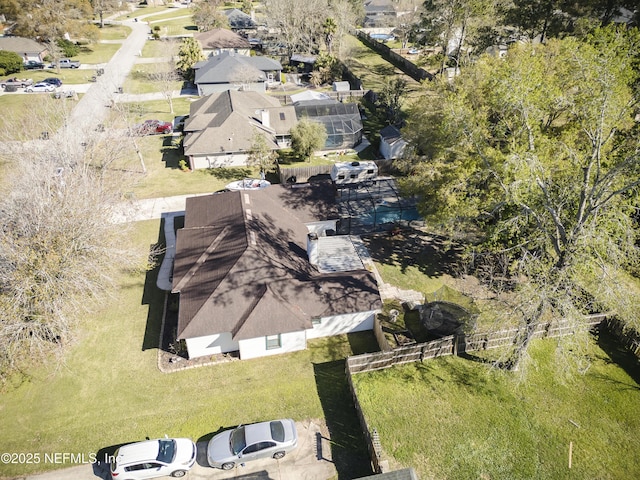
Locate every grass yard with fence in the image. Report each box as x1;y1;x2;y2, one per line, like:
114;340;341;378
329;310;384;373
352;333;640;479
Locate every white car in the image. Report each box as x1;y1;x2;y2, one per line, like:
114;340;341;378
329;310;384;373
110;437;196;479
25;82;55;93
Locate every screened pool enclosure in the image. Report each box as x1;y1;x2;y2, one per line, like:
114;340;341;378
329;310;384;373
294;100;363;149
335;178;421;235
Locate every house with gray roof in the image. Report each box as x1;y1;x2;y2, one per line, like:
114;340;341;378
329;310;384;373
171;185;382;360
193;51;282;94
195;28;251;57
224;8;257;31
0;37;48;63
182;90;296;169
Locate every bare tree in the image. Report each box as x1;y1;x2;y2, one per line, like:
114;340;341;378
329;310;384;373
0;119;140;378
148;40;181;115
263;0;329;55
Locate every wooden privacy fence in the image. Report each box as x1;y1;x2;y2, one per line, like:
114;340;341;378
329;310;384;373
349;314;609;375
346;312;620;474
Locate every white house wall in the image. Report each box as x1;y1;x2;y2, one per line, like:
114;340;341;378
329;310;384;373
238;331;307;360
185;332;239;359
191;153;250;169
306;310;376;339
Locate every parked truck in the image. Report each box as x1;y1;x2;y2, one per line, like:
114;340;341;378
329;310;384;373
51;58;81;69
0;77;34;89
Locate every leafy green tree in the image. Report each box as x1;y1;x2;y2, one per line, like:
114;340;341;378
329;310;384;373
0;50;24;75
176;37;205;82
240;0;253;14
57;38;80;58
2;0;95;42
401;25;640;371
290;119;327;162
247;131;277;177
323;17;337;55
378;77;408;126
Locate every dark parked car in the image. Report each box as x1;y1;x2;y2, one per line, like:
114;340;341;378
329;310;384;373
42;77;63;87
24;60;45;70
134;119;173;135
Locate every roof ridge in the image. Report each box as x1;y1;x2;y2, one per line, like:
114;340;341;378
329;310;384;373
172;225;230;292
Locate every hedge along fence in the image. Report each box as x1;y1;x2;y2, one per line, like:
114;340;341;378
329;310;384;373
345;312;640;474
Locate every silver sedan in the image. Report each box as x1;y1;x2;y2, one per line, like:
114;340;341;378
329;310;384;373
207;419;298;470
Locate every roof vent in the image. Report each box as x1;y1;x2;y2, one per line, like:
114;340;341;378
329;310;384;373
351;161;360;166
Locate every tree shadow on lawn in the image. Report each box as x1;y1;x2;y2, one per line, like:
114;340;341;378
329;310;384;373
203;167;255;181
141;218;167;351
161;141;182;169
594;328;640;390
362;230;464;278
312;332;380;480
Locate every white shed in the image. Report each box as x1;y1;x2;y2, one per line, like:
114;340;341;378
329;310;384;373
332;81;351;92
379;125;407;160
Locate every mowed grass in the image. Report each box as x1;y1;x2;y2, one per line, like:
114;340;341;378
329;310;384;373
0;220;377;478
352;335;640;479
341;34;422;99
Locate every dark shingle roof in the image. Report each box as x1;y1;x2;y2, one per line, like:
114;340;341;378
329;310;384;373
172;184;381;341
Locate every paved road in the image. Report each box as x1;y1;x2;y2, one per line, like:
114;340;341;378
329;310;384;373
66;18;150;141
15;420;336;480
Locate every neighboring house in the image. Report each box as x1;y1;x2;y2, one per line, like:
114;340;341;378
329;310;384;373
379;125;407;160
294;99;364;149
195;28;251;57
224;8;257;31
290;53;316;74
182;90;296;169
193;51;282;95
171;186;382;360
183;91;364;169
363;0;398;27
0;37;47;63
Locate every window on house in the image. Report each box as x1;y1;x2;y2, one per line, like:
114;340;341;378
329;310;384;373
266;334;281;350
280;112;286;120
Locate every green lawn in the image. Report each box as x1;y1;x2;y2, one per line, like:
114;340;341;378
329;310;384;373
76;42;123;65
124;64;186;94
0;220;378;478
353;334;640;479
96;23;131;41
341;34;421;97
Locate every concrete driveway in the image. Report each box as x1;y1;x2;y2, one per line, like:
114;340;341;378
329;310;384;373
16;420;336;480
